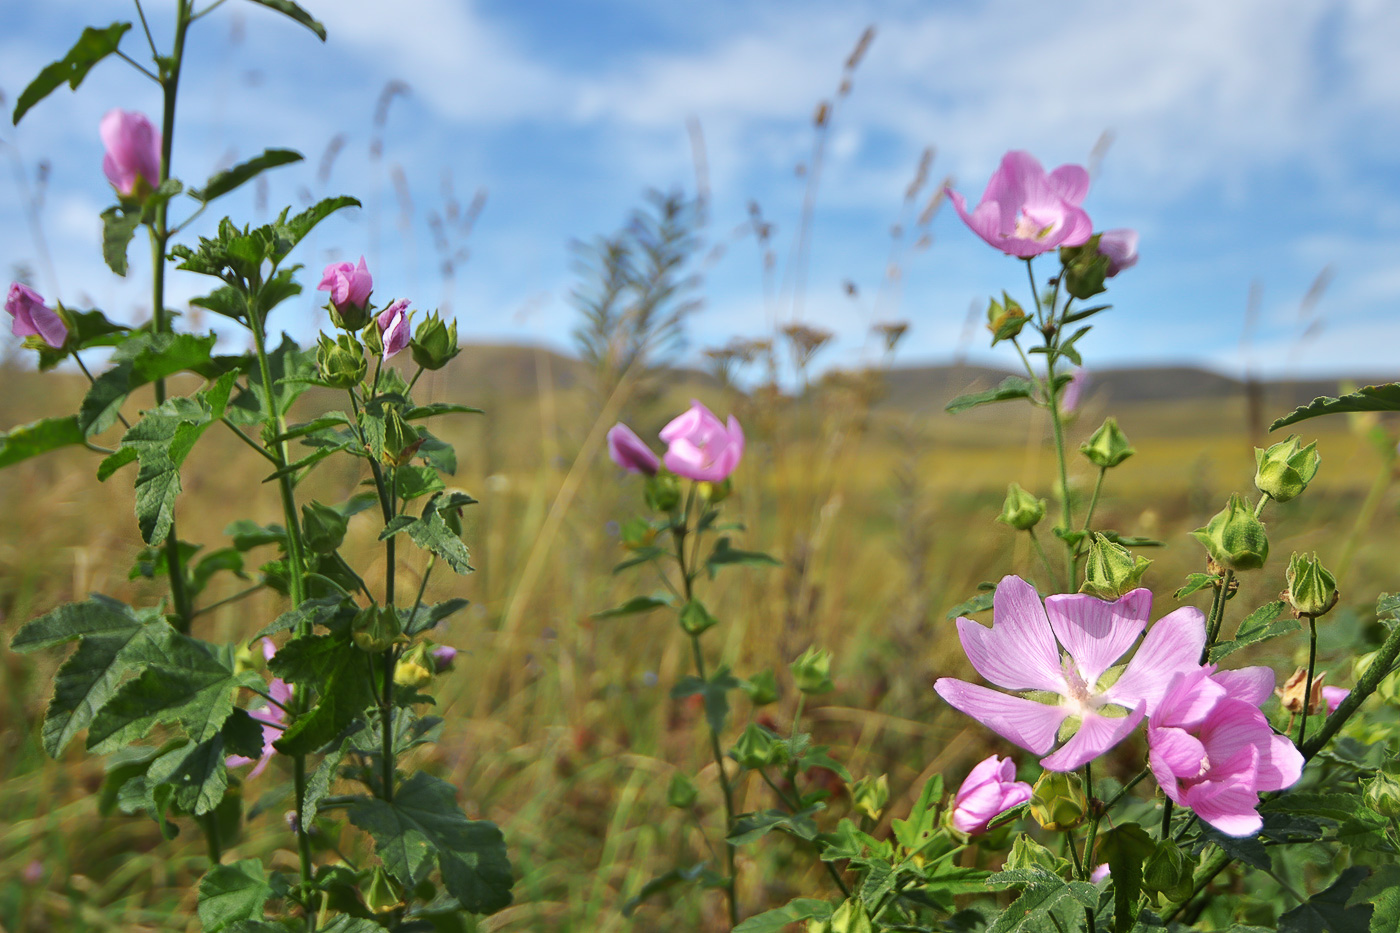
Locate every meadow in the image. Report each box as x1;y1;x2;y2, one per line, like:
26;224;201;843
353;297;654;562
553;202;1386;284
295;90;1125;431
1;349;1393;931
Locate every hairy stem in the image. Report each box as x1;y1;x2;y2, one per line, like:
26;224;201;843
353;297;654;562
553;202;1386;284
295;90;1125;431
1298;616;1318;745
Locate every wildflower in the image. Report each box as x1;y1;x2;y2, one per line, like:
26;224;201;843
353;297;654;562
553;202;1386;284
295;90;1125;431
410;311;460;370
227;639;291;778
1098;229;1139;276
1062;368;1088;414
318;257;373;328
5;283;67;348
950;755;1032;835
100;109;161;199
659;400;744;482
377;299;412;358
431;644;458;673
934;576;1205;771
947;151;1093;258
1147;665;1302;836
606;423;660;475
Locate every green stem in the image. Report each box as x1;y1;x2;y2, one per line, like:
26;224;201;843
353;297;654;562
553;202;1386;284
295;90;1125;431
1100;768;1150;812
291;756;315;888
1200;570;1235;664
1302;610;1400;759
756;769;852;899
74;352;131;429
1081;760;1099;878
1028;528;1064;593
1081;468;1106;532
1160;798;1174;840
191;583;263;618
1297;616;1318;745
1164;849;1230;923
1045;351;1075;587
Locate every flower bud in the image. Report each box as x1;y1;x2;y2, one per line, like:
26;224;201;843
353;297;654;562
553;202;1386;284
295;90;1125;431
1254;435;1320;503
828;898;871;933
430;644;458;673
301;500;348;554
100;109;162;203
1079;533;1151;601
996;483;1046;531
645;473;681;511
382;408;422;467
697;478;733;504
1286;552;1339;618
316;333;367;389
410;311;460;371
1059;235;1111;300
986;292;1028;343
732;722;788;770
376;299;412;358
319;258;374;330
1363;768;1400;819
1080;417;1135;469
667;772;699;809
608;423;660;476
5;283;68;349
679;600;718;636
1098;229;1139;277
393;659;432;689
1029;770;1086;832
790;646;835;695
742;669;779;706
1191;494;1269;571
363;865;403;914
850;774;889;821
1277;667;1325;715
353;606;407;653
1142;841;1194;902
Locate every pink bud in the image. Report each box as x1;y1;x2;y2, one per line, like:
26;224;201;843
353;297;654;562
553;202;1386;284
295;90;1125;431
607;423;660;475
318;257;374;312
5;282;67;348
377;299;412;357
100;109;162;198
431;645;458;672
950;754;1032;835
1098;229;1139;276
658;401;744;482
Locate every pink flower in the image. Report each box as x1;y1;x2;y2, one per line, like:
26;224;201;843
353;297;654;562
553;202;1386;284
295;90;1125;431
1147;666;1303;836
950;754;1032;835
947;151;1093;258
5;283;67;348
1062;368;1088;414
377;299;411;357
318;257;373;312
607;423;661;475
1322;685;1349;716
227;639;292;778
100;109;162;198
1090;864;1112;883
1098;229;1139;276
659;401;744;482
431;645;457;673
934;576;1206;772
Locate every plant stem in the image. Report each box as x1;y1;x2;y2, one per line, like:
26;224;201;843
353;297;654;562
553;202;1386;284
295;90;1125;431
1164;849;1230;923
1297;616;1318;745
1302;609;1400;759
1081;760;1099;878
1028;528;1063;593
1044;351;1075;588
1160;798;1173;839
1081;468;1106;532
1201;570;1235;664
1100;768;1149;812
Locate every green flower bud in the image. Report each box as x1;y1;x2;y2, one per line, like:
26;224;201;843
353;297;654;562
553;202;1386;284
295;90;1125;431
1080;533;1151;600
697;478;732;504
1286;552;1339;618
352;606;407;653
1142;841;1195;902
316;333;367;389
1254;435;1320;503
410;311;460;371
394;643;435;689
679;600;718;636
850;774;890;821
1363;768;1400;820
829;898;872;933
987;292;1028;343
997;482;1047;532
1004;835;1065;873
790;646;835;695
644;472;681;512
742;669;779;706
1059;235;1111;300
1080;417;1135;469
667;772;699;809
382;407;422;467
1191;493;1269;571
1029;770;1086;832
328;300;373;332
732;722;788;770
363;865;403;914
362;319;384;357
301;500;348;554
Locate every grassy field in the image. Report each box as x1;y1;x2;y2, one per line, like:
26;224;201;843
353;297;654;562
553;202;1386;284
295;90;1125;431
0;352;1395;931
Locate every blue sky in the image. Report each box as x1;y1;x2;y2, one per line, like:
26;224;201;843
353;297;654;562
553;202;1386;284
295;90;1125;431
3;0;1399;380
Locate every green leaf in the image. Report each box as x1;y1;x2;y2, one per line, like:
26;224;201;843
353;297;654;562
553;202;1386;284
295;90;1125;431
198;859;273;932
1272;383;1400;431
672;667;742;735
1098;823;1155;933
945;376;1037;414
79;332;220;435
377;496;474;575
1209;600;1297;662
274;196;360;261
190;285;250;323
147;736;230;814
405;403;485;420
270;633;377;756
1175;573;1220;599
946;590;995;620
100;205;143;276
243;0;327;40
892;773;945;856
395;464;446;501
252;596;351;641
732;898;834;932
192;148;303;202
621;863;727;917
0;415;85;469
705;536;781;578
728;806;821;846
302;741;348;825
34;306;130;371
592;594;673;619
1349;864;1400;933
1278;866;1372;933
986;870;1098;933
10;593;146;652
404;598;469;637
13;22;132;124
346;772;513;914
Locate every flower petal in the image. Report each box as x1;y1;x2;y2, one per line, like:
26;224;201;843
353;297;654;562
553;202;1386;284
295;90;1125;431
1255;733;1304;793
1104;606;1205;715
1044;588;1150;688
1211;666;1275;707
1048;164;1090;205
1040;703;1145;772
934;678;1069;754
954;575;1067;692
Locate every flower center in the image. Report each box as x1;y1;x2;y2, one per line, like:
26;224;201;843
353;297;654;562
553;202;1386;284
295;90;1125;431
1012;209;1059;241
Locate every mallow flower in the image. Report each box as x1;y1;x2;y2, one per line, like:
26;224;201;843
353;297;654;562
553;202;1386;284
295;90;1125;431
607;423;661;475
377;299;411;357
5;283;67;348
950;754;1032;835
1147;665;1303;836
1098;229;1139;276
660;400;744;482
947;151;1093;259
227;639;292;778
318;257;373;314
934;576;1205;772
101;109;162;199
